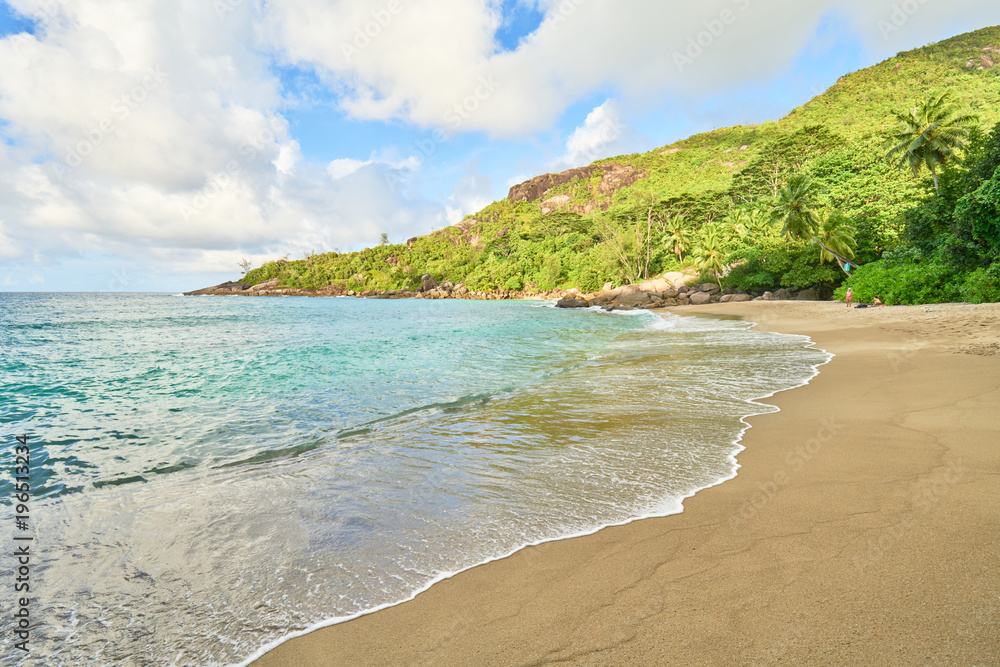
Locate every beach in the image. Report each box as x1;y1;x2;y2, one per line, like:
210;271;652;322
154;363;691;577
252;301;1000;666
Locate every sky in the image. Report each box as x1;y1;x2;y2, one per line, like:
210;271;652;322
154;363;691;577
0;0;996;292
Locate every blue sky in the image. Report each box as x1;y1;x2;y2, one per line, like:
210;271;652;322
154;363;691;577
0;0;996;292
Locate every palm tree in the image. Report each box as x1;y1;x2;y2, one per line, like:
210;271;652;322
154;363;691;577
743;206;777;241
663;213;690;263
693;225;725;288
773;175;856;270
815;210;857;275
723;209;748;242
886;92;978;192
726;206;778;245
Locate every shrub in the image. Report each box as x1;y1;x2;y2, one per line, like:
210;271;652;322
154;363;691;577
834;259;962;305
576;265;608;293
959;263;1000;303
504;275;524;291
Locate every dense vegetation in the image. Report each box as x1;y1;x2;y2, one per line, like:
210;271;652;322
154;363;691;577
837;120;1000;304
242;26;1000;303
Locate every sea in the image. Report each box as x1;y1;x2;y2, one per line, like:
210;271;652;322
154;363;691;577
0;293;830;666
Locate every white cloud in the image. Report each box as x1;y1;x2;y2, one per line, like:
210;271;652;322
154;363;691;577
262;0;1000;137
327;152;416;181
556;99;640;169
0;221;21;258
445;163;494;225
0;0;450;287
328;157;372;180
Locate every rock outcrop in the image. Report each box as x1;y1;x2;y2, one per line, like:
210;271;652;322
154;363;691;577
183;281;250;295
420;274;439;292
506;162;646;214
795;288;820;301
185;274;824;308
184;279;351;298
689;292;713;305
555;297;590;309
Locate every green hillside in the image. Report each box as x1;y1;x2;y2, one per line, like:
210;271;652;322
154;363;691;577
241;26;1000;302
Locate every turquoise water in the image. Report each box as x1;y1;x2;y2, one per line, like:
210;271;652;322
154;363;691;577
0;293;828;665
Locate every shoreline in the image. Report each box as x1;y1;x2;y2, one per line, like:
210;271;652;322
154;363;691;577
238;307;828;666
251;301;1000;666
239;306;828;666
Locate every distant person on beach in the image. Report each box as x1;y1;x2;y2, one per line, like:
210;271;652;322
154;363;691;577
846;287;853;308
873;297;883;307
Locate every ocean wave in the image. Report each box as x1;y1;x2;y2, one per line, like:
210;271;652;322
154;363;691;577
0;294;829;666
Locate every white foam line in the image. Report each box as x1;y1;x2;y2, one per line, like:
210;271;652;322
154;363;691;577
235;311;834;667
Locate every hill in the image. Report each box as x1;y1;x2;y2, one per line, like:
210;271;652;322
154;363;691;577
234;26;1000;300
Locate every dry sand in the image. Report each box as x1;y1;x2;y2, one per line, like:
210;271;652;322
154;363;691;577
252;301;1000;666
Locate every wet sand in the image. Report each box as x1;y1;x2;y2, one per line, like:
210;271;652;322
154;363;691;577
252;301;1000;666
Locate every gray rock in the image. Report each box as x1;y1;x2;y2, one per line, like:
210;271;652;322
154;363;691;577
730;294;752;302
699;283;721;294
773;288;792;300
689;291;713;305
719;294;734;303
420;274;438;292
762;291;774;301
795;288;819;301
555;297;590;308
617;292;653;305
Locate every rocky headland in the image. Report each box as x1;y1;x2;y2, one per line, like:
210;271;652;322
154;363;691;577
184;272;825;307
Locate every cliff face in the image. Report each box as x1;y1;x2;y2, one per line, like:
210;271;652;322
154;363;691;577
506;162;646;213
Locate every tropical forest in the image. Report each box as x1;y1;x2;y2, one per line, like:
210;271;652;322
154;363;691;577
240;26;1000;305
